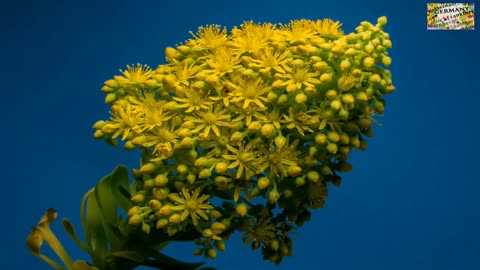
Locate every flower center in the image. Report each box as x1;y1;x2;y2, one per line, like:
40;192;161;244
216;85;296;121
185;199;197;212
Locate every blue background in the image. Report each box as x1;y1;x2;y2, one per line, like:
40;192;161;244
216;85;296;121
3;0;479;269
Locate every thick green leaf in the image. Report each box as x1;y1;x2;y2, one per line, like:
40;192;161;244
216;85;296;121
95;174;122;250
94;165;134;250
109;165;134;212
140;249;205;270
86;192;109;268
111;251;145;263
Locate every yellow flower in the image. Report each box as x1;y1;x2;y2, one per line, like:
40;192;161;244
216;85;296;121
173;86;213;113
205;46;242;77
186;105;231;138
167;188;213;226
187;24;229;52
106;103;143;140
222;141;266;179
314;19;344;39
143;126;178;160
231;21;274;56
249;47;291;74
261;139;301;178
280;19;316;44
227;74;271;109
276;64;321;90
114;64;153;87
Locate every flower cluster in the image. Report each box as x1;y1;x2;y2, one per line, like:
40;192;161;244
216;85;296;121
93;16;394;264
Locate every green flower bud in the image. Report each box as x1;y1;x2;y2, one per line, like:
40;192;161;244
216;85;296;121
128;214;142;227
295;93;307;104
359;139;368;151
278;94;288;105
186;174;196;184
235;203;248;217
156;218;168;229
315;133;327;144
342;94;355;104
153;187;169;200
169;213;182;224
338;161;353;172
330;100;341;110
93;130;104;139
131;194;145;203
209;209;222;219
141;223;151;234
363;57;375;68
295;177;306;187
327;131;340;143
274;135;287;148
326;143;338;154
257;177;270;190
154;174;169;186
148;200;162;211
127;206;141;216
287;165;302;177
268;189;280;203
307;171;320;183
177;164;188;174
143;179;155;190
320;165;332;175
140;163;156;174
199;168;212;179
214;240;226;252
211;222;226;233
260;123;275;138
193;248;203;256
247;121;262;132
206;248;217;259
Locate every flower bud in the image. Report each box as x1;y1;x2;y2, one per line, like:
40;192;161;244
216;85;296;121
140;163;156;174
156;218;168;229
154;174;169;186
257;123;275;138
326;143;338;154
148;200;162;211
247;121;262;132
330;100;341;110
128;214;142;227
295;177;306;187
363;57;375;68
295;93;307;104
257;177;270;189
214;240;226;252
211;222;226;233
209;209;222;218
153;187;169;200
169;213;182;224
287;165;302;177
268;189;280;203
199;168;212;179
131;194;145;203
235;203;248;217
274;136;287;148
307;171;320;183
206;248;217;259
141;223;151;234
315;133;327;144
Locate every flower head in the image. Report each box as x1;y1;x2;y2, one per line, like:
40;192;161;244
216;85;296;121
168;188;213;226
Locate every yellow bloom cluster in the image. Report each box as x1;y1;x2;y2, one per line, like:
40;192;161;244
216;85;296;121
93;16;394;264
